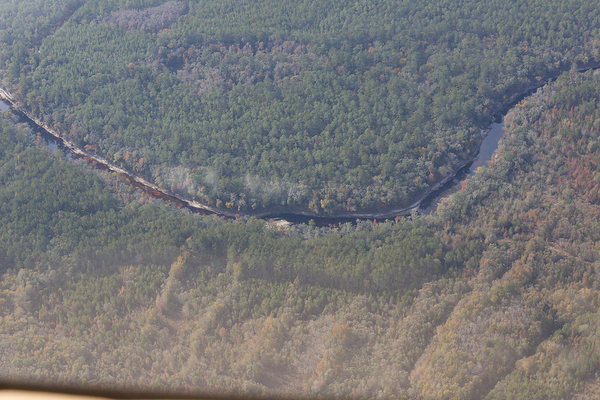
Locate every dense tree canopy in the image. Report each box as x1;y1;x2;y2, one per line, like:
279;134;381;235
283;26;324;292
5;1;600;398
4;70;600;398
2;0;600;214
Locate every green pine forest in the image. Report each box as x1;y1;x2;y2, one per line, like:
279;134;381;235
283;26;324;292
2;0;600;399
3;0;600;213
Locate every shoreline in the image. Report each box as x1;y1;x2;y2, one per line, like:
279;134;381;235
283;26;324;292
0;87;478;222
3;64;598;223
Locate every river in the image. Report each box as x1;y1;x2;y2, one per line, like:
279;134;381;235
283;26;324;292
6;61;600;225
0;96;506;224
419;120;505;215
2;101;72;156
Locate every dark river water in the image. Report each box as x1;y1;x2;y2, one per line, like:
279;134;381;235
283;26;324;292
419;120;505;215
1;98;505;223
2;99;70;155
470;122;505;171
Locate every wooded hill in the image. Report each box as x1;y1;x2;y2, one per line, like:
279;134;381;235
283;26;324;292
2;0;600;214
3;68;600;399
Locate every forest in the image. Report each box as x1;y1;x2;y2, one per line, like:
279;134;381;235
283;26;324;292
3;1;600;399
2;0;600;214
3;66;600;399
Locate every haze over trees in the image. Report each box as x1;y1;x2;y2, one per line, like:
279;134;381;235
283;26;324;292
3;66;600;398
2;0;600;214
3;1;600;399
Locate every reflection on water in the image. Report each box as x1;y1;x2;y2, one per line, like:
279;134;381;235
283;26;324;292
0;95;506;222
420;120;505;215
0;99;71;159
46;137;59;152
468;121;505;173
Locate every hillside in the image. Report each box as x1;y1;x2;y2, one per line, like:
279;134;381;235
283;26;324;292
4;1;600;398
2;0;600;214
1;69;600;399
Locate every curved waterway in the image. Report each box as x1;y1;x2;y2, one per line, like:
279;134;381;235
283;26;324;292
1;101;71;156
419;121;505;215
10;63;600;225
1;93;507;224
0;96;507;225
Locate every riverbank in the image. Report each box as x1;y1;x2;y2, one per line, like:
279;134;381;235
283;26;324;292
0;87;482;222
0;67;590;224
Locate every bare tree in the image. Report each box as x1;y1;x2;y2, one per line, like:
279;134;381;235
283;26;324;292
102;1;185;33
